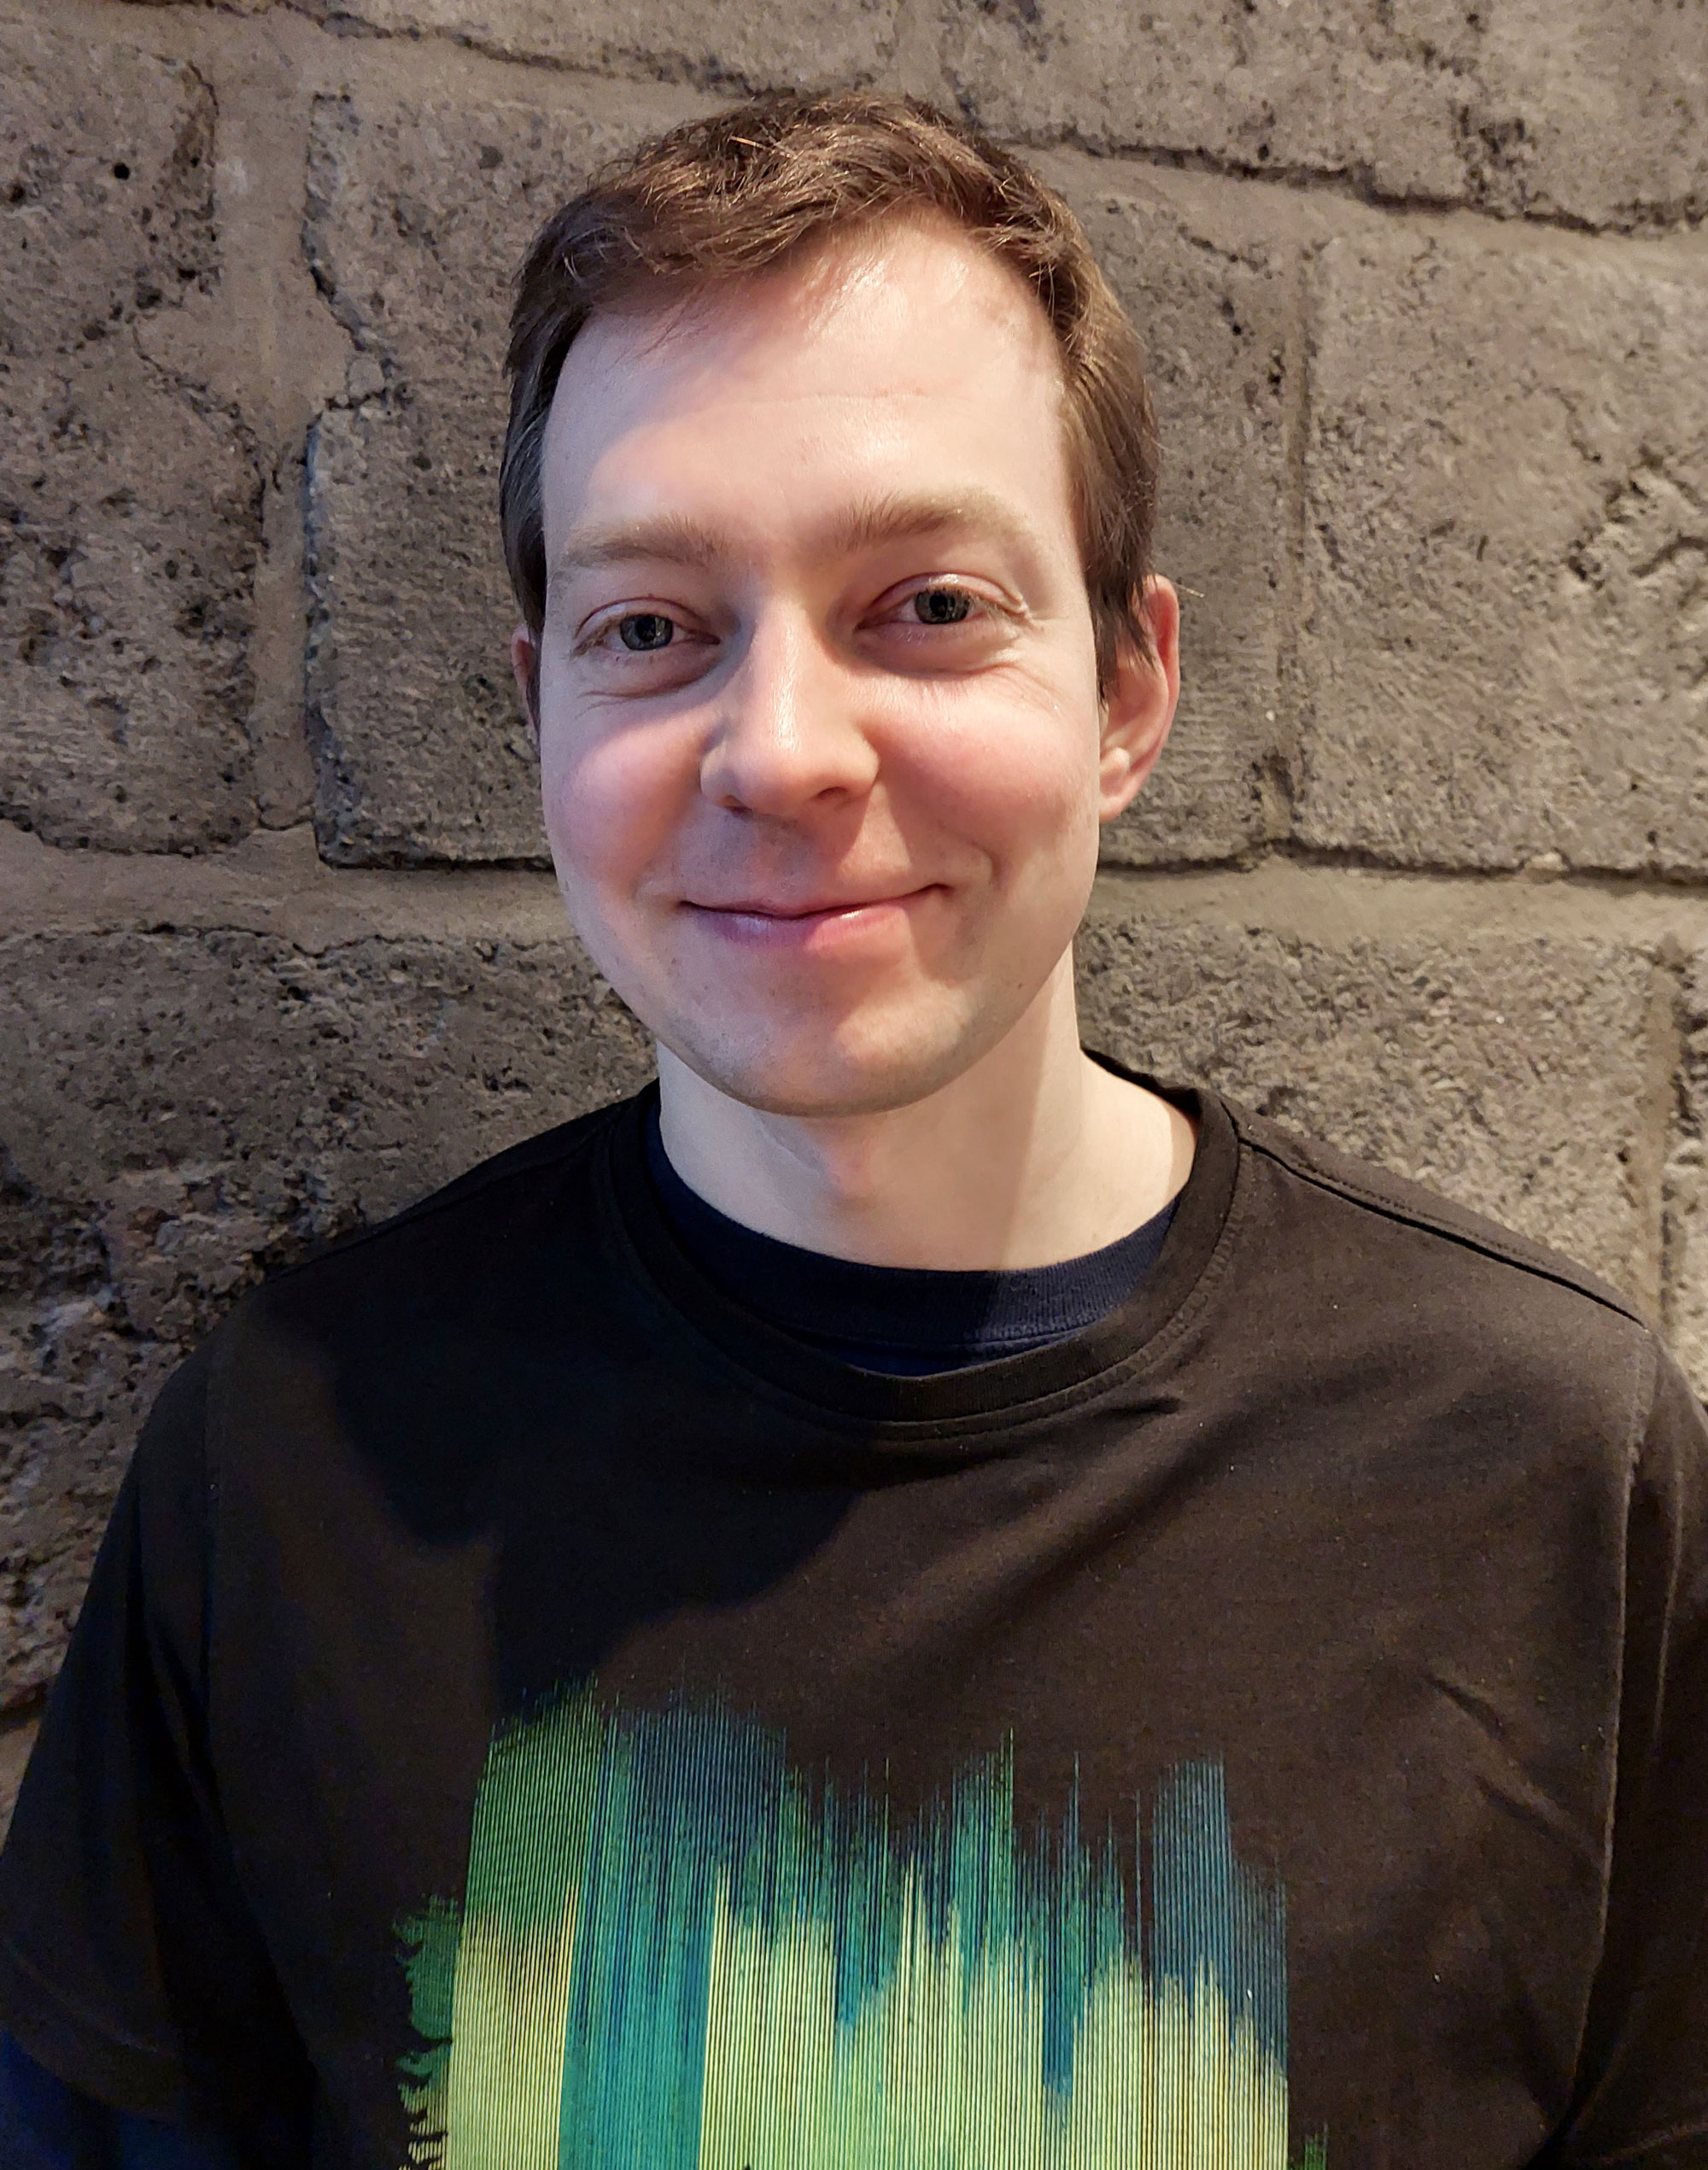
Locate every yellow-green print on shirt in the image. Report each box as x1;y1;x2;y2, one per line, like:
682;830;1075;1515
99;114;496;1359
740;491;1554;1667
400;1685;1319;2170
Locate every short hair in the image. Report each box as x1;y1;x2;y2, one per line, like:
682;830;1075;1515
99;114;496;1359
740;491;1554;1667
500;91;1158;700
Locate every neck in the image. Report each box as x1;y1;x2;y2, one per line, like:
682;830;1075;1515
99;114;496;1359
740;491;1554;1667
654;961;1196;1270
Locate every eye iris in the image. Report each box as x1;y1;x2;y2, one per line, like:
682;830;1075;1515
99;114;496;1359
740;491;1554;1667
913;588;972;625
618;613;674;652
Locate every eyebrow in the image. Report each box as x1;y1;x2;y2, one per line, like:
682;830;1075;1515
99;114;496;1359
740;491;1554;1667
553;513;724;577
822;488;1036;561
552;488;1039;582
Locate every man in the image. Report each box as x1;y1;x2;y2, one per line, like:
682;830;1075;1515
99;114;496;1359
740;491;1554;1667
1;90;1704;2170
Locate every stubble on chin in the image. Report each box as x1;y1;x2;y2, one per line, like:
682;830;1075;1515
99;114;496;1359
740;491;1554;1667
654;973;1029;1120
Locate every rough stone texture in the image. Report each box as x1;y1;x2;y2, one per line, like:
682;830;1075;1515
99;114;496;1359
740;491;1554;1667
287;0;898;85
946;0;1708;233
0;1717;36;1846
303;85;691;866
1297;225;1708;874
1078;890;1658;1307
0;18;260;853
1072;184;1296;865
0;916;651;1706
1664;947;1708;1389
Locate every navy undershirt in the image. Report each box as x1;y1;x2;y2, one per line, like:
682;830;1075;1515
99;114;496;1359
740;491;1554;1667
0;2033;231;2168
0;1114;1177;2165
643;1103;1175;1373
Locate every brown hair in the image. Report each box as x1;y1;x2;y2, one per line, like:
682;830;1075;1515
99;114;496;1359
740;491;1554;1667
500;91;1158;700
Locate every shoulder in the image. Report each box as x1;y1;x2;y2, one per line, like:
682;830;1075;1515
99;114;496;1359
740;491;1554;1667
1216;1094;1664;1445
1231;1099;1645;1325
167;1091;651;1512
215;1102;642;1337
373;1091;633;1237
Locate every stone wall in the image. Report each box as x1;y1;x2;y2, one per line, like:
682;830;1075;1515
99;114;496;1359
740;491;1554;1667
3;0;1707;1829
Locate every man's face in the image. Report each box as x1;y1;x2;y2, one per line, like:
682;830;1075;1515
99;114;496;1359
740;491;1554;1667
526;219;1172;1117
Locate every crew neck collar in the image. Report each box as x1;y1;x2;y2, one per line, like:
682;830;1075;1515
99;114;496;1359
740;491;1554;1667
594;1050;1244;1436
640;1097;1177;1370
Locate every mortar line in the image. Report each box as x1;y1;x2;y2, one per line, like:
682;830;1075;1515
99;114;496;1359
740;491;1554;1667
1096;841;1708;904
993;138;1708;248
26;1;1708;256
1635;956;1687;1319
1268;198;1313;843
15;822;1708;913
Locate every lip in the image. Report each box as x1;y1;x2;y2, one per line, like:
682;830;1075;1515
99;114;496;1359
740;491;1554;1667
685;888;928;918
690;889;915;915
680;885;939;949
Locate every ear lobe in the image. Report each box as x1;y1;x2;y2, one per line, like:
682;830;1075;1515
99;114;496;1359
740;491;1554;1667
510;623;541;744
1097;576;1181;824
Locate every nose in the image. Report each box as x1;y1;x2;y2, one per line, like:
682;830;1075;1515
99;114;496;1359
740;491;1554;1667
699;608;880;819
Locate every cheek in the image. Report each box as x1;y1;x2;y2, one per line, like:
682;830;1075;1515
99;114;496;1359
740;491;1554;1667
539;717;693;896
904;682;1101;865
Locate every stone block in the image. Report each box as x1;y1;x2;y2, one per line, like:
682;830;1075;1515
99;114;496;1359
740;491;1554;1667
1296;225;1708;874
1069;184;1296;865
286;0;898;83
0;917;652;1705
0;19;260;852
306;397;541;866
1662;950;1708;1395
304;86;699;864
945;0;1708;232
1078;879;1658;1305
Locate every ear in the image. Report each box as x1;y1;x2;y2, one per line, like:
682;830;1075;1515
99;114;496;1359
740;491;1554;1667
510;622;541;745
1097;576;1181;824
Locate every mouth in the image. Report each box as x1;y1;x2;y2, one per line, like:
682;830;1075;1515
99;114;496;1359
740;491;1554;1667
687;890;926;919
680;886;940;948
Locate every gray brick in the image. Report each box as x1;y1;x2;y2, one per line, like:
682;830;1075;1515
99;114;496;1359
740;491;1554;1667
1079;880;1657;1306
1663;950;1708;1395
287;0;898;83
0;918;652;1702
1070;184;1296;865
1296;225;1708;874
945;0;1708;232
304;88;693;865
306;399;542;866
0;20;260;852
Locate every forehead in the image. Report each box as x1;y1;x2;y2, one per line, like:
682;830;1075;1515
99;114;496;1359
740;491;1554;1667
539;219;1076;558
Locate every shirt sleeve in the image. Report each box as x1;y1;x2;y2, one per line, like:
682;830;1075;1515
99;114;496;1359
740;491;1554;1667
0;1341;312;2160
0;2033;241;2170
1561;1342;1708;2164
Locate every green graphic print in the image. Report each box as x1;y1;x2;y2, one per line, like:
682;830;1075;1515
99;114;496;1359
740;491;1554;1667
401;1686;1315;2170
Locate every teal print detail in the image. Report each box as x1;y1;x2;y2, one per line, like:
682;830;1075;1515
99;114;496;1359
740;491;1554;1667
401;1685;1308;2169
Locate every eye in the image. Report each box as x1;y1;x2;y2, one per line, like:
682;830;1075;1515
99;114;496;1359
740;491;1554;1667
910;587;974;625
617;612;676;652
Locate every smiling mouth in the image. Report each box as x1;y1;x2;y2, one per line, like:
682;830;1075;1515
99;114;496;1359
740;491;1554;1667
684;886;934;920
677;887;942;948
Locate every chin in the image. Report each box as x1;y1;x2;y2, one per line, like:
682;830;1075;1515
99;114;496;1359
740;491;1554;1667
663;998;991;1120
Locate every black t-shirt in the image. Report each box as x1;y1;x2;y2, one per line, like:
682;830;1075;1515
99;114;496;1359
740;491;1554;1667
2;1073;1705;2169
